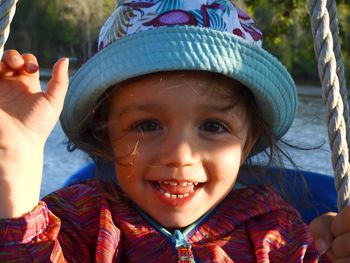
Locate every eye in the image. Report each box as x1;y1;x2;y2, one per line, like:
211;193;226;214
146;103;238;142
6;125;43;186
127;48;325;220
134;120;162;132
200;120;228;133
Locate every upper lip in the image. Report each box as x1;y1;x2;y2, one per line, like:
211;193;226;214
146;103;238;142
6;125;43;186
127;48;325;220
157;180;200;186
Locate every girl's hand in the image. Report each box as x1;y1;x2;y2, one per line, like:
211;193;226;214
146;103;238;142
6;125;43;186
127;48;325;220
310;206;350;262
0;50;69;145
0;50;69;219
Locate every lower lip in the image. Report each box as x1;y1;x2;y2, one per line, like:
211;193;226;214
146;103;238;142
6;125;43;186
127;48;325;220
150;183;200;207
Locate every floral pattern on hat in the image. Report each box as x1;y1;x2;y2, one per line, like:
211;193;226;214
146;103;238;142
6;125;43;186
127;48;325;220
98;0;262;50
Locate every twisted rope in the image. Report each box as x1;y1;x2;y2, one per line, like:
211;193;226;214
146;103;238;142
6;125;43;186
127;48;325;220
308;0;350;210
326;0;350;156
0;0;18;58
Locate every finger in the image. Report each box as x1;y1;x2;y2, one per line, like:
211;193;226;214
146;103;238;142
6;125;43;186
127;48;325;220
309;212;335;254
335;257;350;263
1;49;25;70
0;61;10;75
331;205;350;236
330;232;350;258
325;249;336;262
45;58;69;109
21;53;39;77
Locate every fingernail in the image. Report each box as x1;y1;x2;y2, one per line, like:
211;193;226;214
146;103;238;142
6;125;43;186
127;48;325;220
315;239;328;255
63;57;69;70
27;62;38;72
10;55;23;66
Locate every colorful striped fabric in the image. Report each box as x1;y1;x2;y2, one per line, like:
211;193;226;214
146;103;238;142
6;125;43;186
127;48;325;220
0;180;330;262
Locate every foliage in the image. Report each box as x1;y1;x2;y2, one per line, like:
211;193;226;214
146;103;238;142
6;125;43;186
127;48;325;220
242;0;350;83
338;3;350;82
7;0;115;66
5;0;350;83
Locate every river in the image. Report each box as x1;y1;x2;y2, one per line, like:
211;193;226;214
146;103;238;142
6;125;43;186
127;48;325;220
40;86;334;197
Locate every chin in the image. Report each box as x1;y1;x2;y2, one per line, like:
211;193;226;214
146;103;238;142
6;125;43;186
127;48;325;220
152;212;202;229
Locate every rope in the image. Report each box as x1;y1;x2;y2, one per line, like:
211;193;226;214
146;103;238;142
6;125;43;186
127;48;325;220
308;0;350;210
327;0;350;157
0;0;18;58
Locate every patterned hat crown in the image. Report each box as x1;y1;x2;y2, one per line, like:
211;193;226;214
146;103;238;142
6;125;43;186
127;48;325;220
99;0;262;50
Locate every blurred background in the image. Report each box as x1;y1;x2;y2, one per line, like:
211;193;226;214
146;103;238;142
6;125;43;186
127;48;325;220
6;0;350;83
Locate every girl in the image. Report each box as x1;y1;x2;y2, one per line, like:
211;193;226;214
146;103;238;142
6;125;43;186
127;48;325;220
0;0;349;261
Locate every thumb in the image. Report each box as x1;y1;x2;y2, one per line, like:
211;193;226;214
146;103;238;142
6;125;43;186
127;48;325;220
45;57;69;109
309;212;336;255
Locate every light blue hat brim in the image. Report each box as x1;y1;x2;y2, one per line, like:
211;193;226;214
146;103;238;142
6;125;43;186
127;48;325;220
60;26;297;150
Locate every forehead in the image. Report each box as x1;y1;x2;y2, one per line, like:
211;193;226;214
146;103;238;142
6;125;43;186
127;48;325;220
111;71;241;102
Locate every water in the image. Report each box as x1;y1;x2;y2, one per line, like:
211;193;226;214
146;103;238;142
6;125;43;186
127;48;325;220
41;123;89;197
283;95;332;174
40;88;334;197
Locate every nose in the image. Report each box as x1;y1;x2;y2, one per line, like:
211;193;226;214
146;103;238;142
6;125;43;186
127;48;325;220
159;129;197;168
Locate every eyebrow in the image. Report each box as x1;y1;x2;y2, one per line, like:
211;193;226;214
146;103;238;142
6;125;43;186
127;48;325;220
117;104;163;118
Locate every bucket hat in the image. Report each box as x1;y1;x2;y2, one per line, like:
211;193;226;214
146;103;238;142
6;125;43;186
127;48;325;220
60;0;297;151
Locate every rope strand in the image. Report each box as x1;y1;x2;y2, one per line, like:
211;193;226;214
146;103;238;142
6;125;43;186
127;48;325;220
308;0;350;210
327;0;350;160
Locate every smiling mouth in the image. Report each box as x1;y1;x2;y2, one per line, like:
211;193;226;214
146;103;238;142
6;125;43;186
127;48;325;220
152;180;202;199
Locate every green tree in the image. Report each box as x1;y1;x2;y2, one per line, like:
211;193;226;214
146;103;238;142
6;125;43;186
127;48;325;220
55;0;115;59
241;0;350;83
6;0;350;83
7;0;114;67
338;3;350;81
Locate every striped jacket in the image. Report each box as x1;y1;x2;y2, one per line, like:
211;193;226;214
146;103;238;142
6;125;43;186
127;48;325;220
0;179;330;262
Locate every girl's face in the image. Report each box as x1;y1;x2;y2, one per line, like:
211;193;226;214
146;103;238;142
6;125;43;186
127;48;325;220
108;71;255;228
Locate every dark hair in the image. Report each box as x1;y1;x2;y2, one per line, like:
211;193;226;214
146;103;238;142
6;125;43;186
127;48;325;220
67;71;305;203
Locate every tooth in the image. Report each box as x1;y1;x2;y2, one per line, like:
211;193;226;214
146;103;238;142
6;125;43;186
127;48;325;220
163;181;170;185
177;194;184;198
165;193;171;198
179;182;188;186
169;181;178;186
171;194;177;198
183;193;190;197
194;182;198;186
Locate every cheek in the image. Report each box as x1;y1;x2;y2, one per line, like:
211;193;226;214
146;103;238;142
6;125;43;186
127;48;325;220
109;133;141;163
206;143;244;179
111;140;148;182
115;167;132;185
113;162;140;196
216;139;245;159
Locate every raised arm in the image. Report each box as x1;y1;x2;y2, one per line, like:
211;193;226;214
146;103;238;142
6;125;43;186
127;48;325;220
0;50;69;219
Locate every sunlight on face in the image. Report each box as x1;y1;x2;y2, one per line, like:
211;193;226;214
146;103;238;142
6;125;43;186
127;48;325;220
108;71;254;228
